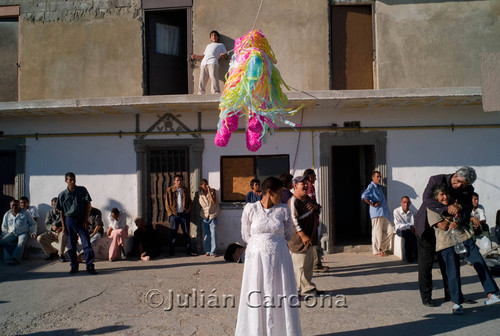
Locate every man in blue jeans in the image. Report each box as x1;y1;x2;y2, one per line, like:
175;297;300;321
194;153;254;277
1;199;37;265
198;179;220;257
56;172;96;275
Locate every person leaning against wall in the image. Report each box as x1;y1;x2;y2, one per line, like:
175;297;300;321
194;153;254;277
198;179;220;258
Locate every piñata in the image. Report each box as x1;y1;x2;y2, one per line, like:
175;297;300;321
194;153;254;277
215;29;302;152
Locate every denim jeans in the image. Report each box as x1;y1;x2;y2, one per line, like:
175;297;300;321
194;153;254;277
169;213;191;255
201;217;217;255
441;238;499;304
0;232;29;263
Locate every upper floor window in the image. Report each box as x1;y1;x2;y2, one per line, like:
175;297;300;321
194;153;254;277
330;4;374;90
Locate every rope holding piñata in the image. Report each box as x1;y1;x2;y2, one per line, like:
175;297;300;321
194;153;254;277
215;29;302;152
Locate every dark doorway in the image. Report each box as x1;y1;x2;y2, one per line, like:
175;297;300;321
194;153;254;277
0;151;16;216
332;145;375;245
148;147;190;249
0;17;18;102
145;10;190;95
330;5;373;90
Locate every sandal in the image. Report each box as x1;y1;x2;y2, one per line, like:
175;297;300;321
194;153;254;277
452;304;463;315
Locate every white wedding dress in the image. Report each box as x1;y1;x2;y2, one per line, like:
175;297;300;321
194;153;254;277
235;201;302;336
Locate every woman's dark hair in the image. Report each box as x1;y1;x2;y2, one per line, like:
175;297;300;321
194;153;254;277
111;208;120;216
432;183;448;198
303;169;315;178
261;177;283;194
279;173;293;186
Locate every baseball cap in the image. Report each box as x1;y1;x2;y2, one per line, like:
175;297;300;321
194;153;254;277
292;176;306;184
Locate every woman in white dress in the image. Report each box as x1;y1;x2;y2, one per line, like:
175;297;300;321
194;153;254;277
235;177;302;336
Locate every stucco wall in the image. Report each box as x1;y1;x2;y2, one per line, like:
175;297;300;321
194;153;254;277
192;0;330;92
17;0;143;100
376;0;500;89
4;102;500;250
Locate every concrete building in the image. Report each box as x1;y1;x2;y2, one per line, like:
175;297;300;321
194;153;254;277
1;0;499;256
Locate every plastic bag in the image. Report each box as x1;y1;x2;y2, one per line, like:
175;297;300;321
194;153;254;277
479;236;492;254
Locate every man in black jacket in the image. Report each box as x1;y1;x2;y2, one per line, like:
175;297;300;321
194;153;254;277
415;166;476;307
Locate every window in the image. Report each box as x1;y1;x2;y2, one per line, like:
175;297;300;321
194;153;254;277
0;6;20;102
330;4;374;90
156;23;180;56
221;155;290;202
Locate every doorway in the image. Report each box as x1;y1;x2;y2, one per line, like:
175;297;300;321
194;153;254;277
332;145;375;245
0;150;16;216
145;9;191;95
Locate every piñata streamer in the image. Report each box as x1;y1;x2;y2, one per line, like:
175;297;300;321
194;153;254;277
215;29;302;152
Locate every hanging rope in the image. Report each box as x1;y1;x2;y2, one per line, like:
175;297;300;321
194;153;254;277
252;0;265;31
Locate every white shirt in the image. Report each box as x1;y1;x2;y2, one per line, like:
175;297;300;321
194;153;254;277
108;211;127;230
27;205;39;219
176;188;185;213
201;42;227;66
393;206;414;231
471;205;486;222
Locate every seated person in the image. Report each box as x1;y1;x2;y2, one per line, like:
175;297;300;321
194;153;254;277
133;217;160;261
469;192;490;240
77;206;103;261
393;196;418;262
0;199;37;265
245;178;262;204
428;184;500;315
20;196;39;221
496;210;500;243
37;197;67;262
223;242;246;263
107;208;128;261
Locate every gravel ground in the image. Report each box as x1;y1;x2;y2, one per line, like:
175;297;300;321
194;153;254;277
1;252;499;336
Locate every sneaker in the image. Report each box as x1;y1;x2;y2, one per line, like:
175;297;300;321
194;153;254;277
452;304;463;315
45;253;57;261
422;299;436;307
6;259;18;266
485;293;500;305
86;265;97;275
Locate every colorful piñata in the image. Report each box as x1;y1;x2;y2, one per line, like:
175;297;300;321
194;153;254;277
215;29;302;152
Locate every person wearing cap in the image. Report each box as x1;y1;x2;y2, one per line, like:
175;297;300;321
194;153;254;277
288;175;323;297
302;169;328;273
414;166;476;307
361;170;394;257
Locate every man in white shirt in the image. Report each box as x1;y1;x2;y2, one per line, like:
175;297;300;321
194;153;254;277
191;30;228;94
470;192;490;239
393;196;417;262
